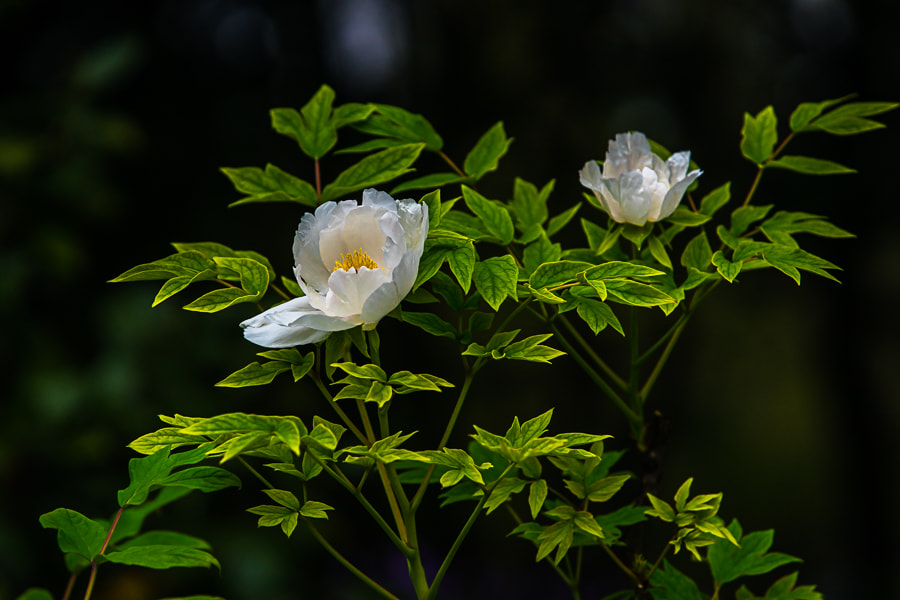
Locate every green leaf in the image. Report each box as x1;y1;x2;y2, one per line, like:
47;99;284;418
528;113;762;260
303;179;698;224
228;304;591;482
462;186;514;244
183;257;269;312
261;488;301;511
158;466;241;494
118;530;210;551
321;144;426;202
485;477;528;514
271;85;336;158
708;520;801;584
523;234;562;275
530;260;593;289
587;474;630;502
104;545;220;570
415;238;477;292
674;478;692;512
221;164;317;208
763;246;841;284
575;299;622;335
645;494;675;522
809;101;898;135
647;235;672;269
741;106;778;164
216;361;291;387
464;121;513;179
648;561;703;600
331;362;387;382
731;204;774;236
511;178;550;232
39;509;107;562
528;480;548;519
363;104;444;151
604;279;675;307
788;95;854;131
503;334;565;363
128;428;208;455
573;511;606;540
681;231;712;271
712;251;742;282
16;589;55;600
547;203;581;237
767;155;856;175
400;311;457;339
391;172;468;194
583;261;665;280
536;520;575;565
699;182;731;216
299;500;334;519
665;207;711;227
473;255;518;311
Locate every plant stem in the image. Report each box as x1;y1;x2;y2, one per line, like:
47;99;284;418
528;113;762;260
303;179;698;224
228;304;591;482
62;573;77;600
547;320;642;434
600;540;641;586
558;314;628;392
305;519;401;600
83;507;124;600
410;367;477;512
310;371;368;444
315;158;322;202
646;535;676;580
428;464;515;599
440;151;467;178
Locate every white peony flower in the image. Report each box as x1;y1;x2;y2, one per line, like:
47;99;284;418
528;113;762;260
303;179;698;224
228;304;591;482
240;189;429;348
579;131;702;226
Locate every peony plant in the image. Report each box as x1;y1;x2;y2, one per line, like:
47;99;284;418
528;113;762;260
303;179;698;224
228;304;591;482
22;85;896;600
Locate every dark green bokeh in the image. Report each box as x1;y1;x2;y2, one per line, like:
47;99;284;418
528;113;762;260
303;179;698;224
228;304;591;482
2;1;898;598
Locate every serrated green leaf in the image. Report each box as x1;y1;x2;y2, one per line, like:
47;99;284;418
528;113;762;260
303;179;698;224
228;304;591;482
528;480;548;519
587;474;630;503
645;494;675;522
367;104;444;151
400;311;457;339
464;121;512;179
473;255;518;311
731;204;774;236
767;155;856;175
604;279;675;307
536;520;575;565
573;511;605;540
741;106;778;164
484;477;528;515
665;207;711;227
547;203;581;238
271;85;336;158
321;144;425;202
647;235;672;269
391;172;467;194
104;545;220;570
681;230;712;271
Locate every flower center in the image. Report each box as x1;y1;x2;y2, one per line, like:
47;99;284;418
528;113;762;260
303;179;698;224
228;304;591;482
334;248;380;272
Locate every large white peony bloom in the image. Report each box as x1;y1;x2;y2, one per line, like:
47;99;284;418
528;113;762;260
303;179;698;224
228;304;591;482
579;132;702;226
241;189;429;348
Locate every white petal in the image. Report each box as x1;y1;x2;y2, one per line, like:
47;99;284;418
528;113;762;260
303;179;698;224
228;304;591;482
362;188;397;211
324;266;389;317
318;205;389;268
641;167;669;222
359;251;418;325
615;170;651;226
240;297;332;348
658;169;702;220
666;151;691;183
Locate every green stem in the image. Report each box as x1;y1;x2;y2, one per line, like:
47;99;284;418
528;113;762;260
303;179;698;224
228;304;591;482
646;534;676;581
310;370;368;444
711;581;722;600
310;453;413;556
305;519;401;600
61;573;77;600
558;314;628;392
238;456;275;488
503;504;577;588
440;150;467;178
410;367;477;512
428;464;515;599
639;318;688;403
547;320;642;433
82;507;124;600
600;540;641;586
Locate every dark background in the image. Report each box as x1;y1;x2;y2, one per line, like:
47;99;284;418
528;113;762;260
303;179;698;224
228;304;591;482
2;1;898;599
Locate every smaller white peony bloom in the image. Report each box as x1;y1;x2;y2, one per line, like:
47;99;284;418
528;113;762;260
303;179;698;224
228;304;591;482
579;131;702;226
240;189;429;348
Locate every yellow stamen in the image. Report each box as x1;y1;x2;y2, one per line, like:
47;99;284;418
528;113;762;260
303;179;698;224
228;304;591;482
334;248;380;272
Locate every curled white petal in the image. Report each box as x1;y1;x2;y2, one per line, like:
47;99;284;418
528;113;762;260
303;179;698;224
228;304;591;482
579;131;702;226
